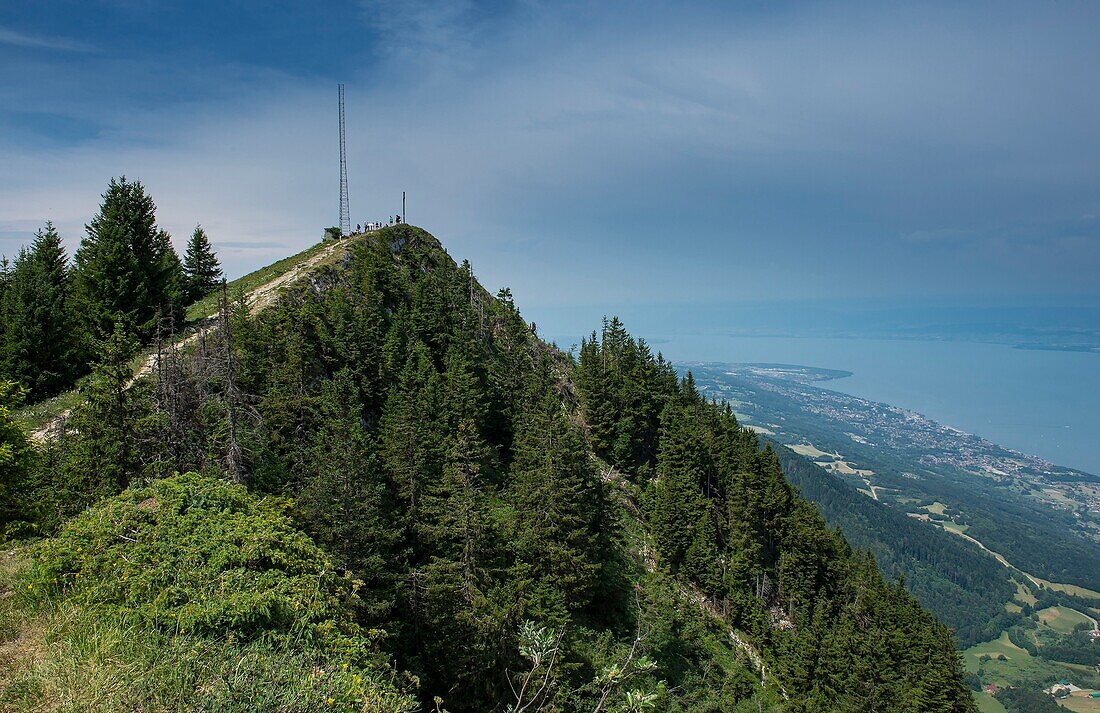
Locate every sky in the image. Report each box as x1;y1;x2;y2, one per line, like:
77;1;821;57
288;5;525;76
2;1;1099;335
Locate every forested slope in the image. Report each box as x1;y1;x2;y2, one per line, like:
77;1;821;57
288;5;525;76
774;447;1018;646
2;224;975;711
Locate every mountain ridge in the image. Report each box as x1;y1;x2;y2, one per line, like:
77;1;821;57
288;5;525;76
2;224;976;711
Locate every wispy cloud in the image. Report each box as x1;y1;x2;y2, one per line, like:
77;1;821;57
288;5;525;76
1;2;1099;304
215;241;287;250
901;228;976;245
0;26;95;53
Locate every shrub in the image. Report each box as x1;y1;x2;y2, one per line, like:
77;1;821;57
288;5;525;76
8;472;416;712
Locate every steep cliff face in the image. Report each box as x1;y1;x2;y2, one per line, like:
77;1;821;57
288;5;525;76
2;224;976;712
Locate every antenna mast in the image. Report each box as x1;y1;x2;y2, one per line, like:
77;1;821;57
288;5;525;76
338;83;350;236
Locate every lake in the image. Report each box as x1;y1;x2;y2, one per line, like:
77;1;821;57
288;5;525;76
547;328;1100;475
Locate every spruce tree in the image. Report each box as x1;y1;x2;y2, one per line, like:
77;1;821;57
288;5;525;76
182;225;223;303
0;223;78;397
58;322;146;501
0;380;36;536
294;370;398;622
74;177;180;342
647;402;711;571
154;229;185;327
509;381;605;607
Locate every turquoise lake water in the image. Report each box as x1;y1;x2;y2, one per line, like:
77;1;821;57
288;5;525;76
659;335;1100;476
544;322;1100;475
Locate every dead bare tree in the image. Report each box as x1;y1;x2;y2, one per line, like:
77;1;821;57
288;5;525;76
218;280;245;485
591;589;657;713
506;622;565;713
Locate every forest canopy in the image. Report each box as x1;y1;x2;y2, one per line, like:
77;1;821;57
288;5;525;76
0;221;975;712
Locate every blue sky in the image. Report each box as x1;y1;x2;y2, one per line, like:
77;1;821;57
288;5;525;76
2;1;1099;332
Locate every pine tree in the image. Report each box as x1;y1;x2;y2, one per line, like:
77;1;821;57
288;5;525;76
509;381;605;607
379;340;445;523
294;370;398;622
58;322;147;501
182;225;223;303
73;177;180;342
647;402;710;571
0;224;79;397
154;229;185;327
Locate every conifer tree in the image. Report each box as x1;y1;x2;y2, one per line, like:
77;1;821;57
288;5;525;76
0;380;35;536
58;323;147;501
380;340;444;523
73;177;180;342
0;223;79;397
295;370;398;622
182;225;223;303
154;229;185;327
509;381;605;607
647;402;710;571
0;257;9;310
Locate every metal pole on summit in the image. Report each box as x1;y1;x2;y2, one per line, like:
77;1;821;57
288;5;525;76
402;191;406;224
338;84;350;236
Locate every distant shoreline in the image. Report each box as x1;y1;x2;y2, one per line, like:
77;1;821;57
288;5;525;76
1014;343;1100;354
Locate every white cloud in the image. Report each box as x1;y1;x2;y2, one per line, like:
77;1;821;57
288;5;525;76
0;26;95;52
2;1;1099;304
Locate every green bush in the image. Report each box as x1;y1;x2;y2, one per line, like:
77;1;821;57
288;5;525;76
6;472;416;712
31;473;350;638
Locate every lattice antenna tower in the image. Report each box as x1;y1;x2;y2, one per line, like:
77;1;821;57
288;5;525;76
338;83;350;236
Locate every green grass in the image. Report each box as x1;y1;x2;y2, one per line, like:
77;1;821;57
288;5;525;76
0;475;417;712
1;599;413;712
12;387;85;433
1015;581;1038;606
185;237;333;323
1037;605;1094;634
13;237;344;434
972;692;1009;713
1030;576;1100;600
964;631;1100;691
922;501;948;516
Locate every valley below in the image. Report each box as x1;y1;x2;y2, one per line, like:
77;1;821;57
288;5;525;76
682;361;1100;710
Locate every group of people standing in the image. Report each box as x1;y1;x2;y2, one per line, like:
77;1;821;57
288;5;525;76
355;215;402;233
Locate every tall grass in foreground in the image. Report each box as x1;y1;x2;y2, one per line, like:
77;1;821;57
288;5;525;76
0;473;417;712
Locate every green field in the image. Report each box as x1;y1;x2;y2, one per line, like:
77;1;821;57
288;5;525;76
1014;581;1038;606
1031;576;1100;600
923;501;949;516
964;625;1100;693
1038;605;1095;634
972;693;1008;713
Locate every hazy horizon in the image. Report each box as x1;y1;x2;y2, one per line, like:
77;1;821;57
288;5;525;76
3;1;1100;317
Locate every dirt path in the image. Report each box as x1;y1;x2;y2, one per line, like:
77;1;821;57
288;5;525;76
595;457;786;699
937;526;1044;588
934;522;1100;634
30;235;355;442
1076;608;1099;636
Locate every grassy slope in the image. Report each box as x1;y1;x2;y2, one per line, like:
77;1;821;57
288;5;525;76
2;231;768;710
0;474;415;712
1038;606;1094;635
14;237;339;434
183;238;335;323
963;628;1100;693
973;694;1009;713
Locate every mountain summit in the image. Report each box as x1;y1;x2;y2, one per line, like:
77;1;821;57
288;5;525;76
1;225;974;712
